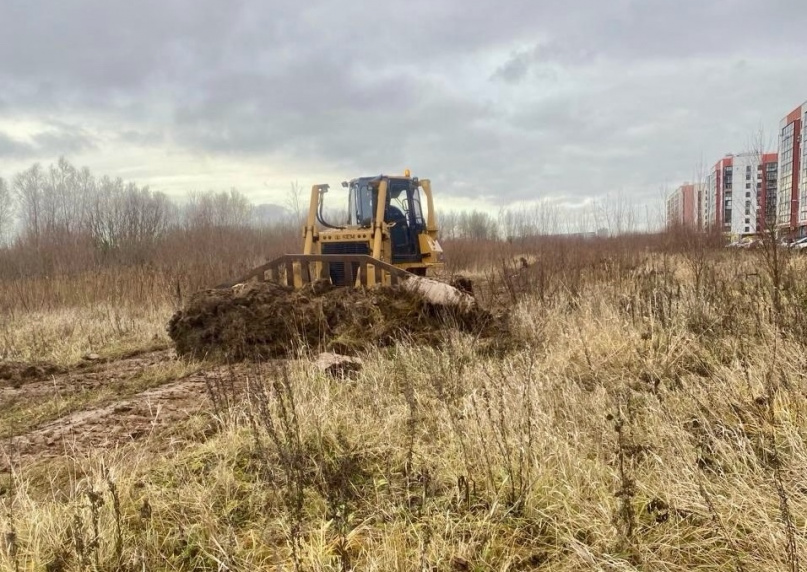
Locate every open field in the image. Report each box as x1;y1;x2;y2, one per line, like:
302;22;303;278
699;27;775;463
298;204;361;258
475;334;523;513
3;235;807;570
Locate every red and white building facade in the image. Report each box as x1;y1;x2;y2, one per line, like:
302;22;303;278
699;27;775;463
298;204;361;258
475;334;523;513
705;155;733;233
666;183;703;229
777;102;807;236
758;152;779;232
703;152;777;237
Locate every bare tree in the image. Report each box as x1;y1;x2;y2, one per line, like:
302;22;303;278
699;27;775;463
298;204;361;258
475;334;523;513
604;189;638;235
44;156;84;237
13;162;46;246
87;174;174;254
678;156;716;293
568;201;594;235
745;125;777;236
656;182;672;232
12;157;97;246
88;175;125;250
438;210;459;240
497;199;564;239
0;177;13;244
458;210;498;240
286;180;305;224
213;188;252;227
184;188;253;229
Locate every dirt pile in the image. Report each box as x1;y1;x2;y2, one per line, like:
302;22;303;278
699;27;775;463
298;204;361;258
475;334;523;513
167;279;507;360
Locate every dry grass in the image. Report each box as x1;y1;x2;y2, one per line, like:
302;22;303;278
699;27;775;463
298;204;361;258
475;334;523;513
3;239;807;570
0;303;173;367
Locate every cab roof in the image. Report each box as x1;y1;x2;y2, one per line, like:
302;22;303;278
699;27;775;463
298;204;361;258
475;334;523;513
348;175;413;185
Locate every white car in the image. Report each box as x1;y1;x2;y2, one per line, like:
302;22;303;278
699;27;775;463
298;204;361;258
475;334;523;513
792;237;807;250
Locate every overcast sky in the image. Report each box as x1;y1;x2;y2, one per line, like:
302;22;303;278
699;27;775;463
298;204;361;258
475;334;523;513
2;0;807;225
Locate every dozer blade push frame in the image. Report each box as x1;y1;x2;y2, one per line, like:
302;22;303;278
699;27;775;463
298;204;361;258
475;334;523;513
218;254;416;290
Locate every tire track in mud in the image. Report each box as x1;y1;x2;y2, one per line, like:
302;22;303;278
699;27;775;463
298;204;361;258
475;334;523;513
0;351;230;473
1;350;174;403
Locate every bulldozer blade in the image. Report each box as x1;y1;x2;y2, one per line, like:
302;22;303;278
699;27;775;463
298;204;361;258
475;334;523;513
218;254;476;316
217;254;414;289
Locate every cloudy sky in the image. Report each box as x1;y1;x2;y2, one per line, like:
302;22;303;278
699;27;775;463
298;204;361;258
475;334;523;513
2;0;807;227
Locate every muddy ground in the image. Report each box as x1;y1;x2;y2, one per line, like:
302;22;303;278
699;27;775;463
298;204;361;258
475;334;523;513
0;351;248;475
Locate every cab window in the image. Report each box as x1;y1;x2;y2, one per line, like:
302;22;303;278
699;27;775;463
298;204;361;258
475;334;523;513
349;182;374;226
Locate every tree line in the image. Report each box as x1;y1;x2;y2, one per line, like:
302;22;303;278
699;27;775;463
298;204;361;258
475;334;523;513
0;157;269;249
0;158;659;245
0;157;660;281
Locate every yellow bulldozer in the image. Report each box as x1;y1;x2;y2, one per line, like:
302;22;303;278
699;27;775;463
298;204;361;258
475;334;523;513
168;170;491;360
220;170;455;294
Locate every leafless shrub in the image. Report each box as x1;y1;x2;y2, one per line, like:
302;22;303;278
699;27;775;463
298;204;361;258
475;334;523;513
246;364;306;571
608;392;639;553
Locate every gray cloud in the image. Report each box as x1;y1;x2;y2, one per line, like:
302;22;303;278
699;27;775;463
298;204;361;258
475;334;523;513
2;0;807;217
0;132;33;158
0;121;95;159
31;121;97;155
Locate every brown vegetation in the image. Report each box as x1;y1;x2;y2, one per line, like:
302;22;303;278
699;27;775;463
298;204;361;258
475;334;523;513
2;161;806;570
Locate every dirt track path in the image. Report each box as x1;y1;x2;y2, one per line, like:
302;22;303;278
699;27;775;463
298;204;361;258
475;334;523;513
1;350;174;403
0;351;223;473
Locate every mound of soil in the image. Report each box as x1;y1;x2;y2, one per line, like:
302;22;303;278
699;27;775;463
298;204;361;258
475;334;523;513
167;279;506;360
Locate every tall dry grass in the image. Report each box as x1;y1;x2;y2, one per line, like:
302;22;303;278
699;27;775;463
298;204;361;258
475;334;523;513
0;223;695;363
0;224;301;364
5;229;807;570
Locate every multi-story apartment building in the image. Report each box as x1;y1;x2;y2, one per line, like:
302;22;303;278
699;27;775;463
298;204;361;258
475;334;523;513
777;102;807;236
666;189;682;229
759;152;778;232
705;155;733;233
666;183;703;229
732;154;757;236
703;152;777;236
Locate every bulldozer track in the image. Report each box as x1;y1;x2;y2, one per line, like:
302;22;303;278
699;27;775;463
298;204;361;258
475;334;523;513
0;352;226;474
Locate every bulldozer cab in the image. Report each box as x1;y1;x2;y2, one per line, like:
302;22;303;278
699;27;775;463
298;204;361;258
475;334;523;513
347;176;426;263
